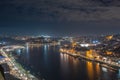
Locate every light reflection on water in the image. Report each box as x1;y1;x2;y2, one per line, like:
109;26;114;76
26;43;30;61
118;69;120;78
15;45;119;80
86;61;94;80
60;53;69;77
44;45;48;65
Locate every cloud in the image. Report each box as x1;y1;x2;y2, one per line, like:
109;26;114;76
0;0;120;22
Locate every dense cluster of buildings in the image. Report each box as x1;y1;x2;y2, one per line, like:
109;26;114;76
59;34;120;65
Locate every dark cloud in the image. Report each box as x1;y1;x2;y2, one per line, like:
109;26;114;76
0;0;120;22
0;0;120;36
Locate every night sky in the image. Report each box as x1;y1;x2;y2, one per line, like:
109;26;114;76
0;0;120;36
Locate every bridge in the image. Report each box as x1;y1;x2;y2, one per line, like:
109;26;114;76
2;45;25;52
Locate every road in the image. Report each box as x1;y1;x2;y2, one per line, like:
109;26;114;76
0;45;39;80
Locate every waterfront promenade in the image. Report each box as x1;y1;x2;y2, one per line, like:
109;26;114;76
0;45;39;80
60;48;120;69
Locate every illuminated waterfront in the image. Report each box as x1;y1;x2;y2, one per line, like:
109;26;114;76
14;44;120;80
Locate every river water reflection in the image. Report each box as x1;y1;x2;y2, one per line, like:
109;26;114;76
16;44;120;80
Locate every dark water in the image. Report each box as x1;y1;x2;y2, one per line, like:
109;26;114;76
16;44;120;80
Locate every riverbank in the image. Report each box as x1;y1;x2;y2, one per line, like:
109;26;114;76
9;54;39;80
0;46;40;80
60;48;120;69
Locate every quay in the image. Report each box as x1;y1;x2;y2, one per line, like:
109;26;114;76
60;48;120;69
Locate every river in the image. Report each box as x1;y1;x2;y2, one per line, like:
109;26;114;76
14;44;120;80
